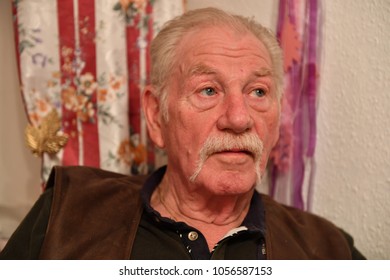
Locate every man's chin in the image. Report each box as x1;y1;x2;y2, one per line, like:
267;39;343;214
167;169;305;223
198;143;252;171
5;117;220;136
192;168;259;195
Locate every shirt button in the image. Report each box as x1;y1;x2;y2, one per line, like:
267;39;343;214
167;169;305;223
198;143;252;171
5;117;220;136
188;231;198;241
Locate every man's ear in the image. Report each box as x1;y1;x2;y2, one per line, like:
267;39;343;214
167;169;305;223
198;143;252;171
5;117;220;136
142;85;165;148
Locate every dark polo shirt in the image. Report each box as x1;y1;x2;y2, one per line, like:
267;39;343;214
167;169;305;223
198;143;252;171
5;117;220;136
133;166;267;259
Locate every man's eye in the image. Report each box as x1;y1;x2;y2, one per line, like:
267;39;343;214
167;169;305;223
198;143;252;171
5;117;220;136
200;87;216;96
252;88;266;97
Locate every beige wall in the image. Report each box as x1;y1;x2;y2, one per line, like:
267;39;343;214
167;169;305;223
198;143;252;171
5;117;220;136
0;0;41;242
1;0;389;259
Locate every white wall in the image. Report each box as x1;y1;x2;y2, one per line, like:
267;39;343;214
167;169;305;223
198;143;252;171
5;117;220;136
313;0;390;260
187;0;390;259
1;0;389;259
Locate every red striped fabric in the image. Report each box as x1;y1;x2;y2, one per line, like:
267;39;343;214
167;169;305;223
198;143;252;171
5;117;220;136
58;0;79;166
78;0;100;167
13;0;184;183
145;2;155;167
127;17;141;135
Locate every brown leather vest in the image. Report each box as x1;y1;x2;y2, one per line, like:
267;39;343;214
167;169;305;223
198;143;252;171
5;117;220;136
39;166;352;259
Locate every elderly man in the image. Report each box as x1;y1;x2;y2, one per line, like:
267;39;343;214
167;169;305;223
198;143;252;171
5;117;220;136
0;8;364;259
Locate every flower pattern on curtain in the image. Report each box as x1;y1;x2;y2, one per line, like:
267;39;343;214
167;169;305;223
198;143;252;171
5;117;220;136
12;0;184;183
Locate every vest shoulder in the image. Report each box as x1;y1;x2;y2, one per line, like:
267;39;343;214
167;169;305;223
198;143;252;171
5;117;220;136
261;194;336;228
260;194;352;259
40;166;145;259
45;165;146;193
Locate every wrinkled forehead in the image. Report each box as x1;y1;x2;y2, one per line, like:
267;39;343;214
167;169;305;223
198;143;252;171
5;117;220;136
184;62;273;82
179;24;268;51
174;25;273;77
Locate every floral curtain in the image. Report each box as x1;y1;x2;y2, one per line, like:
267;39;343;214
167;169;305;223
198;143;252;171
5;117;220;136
270;0;322;210
12;0;184;183
13;0;321;210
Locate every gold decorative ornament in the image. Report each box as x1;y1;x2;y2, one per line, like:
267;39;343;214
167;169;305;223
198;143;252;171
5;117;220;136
25;109;69;157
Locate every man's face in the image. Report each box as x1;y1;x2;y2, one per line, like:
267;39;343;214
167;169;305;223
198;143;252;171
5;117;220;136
154;26;280;195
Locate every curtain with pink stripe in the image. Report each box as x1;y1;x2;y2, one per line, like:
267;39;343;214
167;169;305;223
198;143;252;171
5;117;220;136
13;0;184;183
269;0;322;210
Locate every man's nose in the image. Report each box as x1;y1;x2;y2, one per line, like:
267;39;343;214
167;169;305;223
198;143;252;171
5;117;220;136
217;92;254;133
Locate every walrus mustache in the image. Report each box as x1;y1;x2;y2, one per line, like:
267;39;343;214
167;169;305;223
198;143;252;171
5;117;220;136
189;133;264;182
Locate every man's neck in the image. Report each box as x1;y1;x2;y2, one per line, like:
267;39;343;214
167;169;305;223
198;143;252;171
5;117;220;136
150;174;254;251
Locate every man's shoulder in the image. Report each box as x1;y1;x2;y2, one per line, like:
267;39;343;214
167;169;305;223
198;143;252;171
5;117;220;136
259;194;353;259
45;165;147;193
260;193;335;227
40;166;146;259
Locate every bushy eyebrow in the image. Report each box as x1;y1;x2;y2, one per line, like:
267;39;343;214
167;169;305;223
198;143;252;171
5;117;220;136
253;68;272;77
188;63;218;76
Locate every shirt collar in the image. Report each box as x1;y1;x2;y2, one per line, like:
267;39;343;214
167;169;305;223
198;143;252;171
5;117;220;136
141;165;266;234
